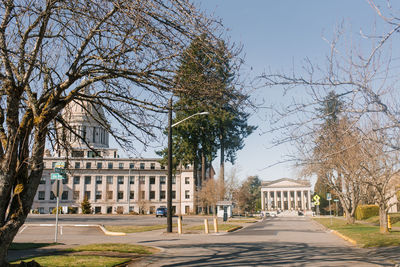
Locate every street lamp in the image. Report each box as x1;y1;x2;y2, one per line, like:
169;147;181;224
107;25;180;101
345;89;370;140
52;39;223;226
167;99;209;233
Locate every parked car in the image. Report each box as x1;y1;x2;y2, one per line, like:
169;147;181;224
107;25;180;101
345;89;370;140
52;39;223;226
156;207;167;217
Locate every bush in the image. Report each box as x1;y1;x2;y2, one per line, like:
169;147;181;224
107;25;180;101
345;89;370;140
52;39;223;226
51;207;63;214
355;205;379;220
81;197;92;214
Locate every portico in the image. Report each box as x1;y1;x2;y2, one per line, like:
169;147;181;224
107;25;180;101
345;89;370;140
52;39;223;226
261;178;312;211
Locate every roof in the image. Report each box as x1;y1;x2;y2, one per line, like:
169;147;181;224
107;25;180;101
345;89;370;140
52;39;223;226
261;178;311;188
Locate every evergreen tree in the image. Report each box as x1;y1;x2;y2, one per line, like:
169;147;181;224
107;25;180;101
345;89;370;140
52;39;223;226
81;196;92;214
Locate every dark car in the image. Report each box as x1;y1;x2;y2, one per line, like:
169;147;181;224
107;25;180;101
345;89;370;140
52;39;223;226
156;207;167;217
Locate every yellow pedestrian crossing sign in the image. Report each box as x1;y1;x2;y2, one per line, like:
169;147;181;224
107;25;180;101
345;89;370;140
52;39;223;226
313;194;320;206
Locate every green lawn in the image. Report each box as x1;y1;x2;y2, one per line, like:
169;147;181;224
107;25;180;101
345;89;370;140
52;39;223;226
12;255;130;267
187;223;240;232
314;217;400;247
65;243;156;254
104;224;173;233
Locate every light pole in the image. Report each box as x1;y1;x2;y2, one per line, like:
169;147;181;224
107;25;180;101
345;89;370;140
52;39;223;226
166;99;209;233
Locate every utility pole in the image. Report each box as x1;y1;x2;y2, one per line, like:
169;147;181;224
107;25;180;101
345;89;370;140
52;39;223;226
167;98;173;233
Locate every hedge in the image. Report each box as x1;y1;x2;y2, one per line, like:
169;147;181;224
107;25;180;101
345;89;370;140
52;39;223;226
355;205;379;220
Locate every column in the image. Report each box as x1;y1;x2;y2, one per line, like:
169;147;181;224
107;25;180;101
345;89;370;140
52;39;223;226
267;191;270;210
274;190;277;210
308;189;311;210
294;190;298;210
288;191;291;210
280;190;284;210
261;190;265;210
301;190;304;210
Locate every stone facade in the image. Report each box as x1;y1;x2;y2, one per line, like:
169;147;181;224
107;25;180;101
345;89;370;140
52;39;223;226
261;178;312;211
32;100;213;214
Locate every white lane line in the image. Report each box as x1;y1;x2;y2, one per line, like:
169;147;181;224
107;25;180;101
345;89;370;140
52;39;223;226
18;225;27;234
60;225;63;235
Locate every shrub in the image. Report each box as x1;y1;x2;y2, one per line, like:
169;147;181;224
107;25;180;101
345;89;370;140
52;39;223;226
51;207;63;214
355;205;379;220
81;197;92;214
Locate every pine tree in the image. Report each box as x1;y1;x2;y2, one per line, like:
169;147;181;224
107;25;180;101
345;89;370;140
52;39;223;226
81;196;92;214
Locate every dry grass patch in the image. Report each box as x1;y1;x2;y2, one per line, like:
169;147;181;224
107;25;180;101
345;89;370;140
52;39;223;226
11;255;130;267
65;243;157;254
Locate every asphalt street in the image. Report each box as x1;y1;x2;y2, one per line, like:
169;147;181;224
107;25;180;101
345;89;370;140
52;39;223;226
11;216;400;266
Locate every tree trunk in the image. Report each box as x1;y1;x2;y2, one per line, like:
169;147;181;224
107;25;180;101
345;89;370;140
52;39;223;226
219;133;225;200
379;205;389;234
193;158;199;214
201;151;206;185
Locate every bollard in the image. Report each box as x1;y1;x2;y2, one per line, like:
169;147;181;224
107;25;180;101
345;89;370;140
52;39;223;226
204;218;209;234
388;215;392;231
178;216;183;234
213;217;218;233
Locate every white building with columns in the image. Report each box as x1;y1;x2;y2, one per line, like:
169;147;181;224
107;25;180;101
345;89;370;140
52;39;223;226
32;99;213;215
261;178;312;211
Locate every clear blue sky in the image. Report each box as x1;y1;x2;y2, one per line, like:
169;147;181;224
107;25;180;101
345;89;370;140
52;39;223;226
122;1;392;184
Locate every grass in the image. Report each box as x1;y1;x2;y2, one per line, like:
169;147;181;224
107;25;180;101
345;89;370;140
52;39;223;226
65;243;156;254
104;224;174;233
11;255;130;267
314;217;400;247
9;242;54;250
187;223;240;232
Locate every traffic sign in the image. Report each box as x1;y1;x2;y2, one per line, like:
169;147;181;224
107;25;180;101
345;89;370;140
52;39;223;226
334;199;339;202
326;193;332;201
51;173;64;180
55;162;65;168
313;194;320;206
52;180;63;198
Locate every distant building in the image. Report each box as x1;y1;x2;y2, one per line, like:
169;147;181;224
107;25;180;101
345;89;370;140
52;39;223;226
260;178;312;211
32;100;213;214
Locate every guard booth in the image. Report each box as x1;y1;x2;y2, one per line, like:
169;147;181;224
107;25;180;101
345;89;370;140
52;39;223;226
216;201;233;221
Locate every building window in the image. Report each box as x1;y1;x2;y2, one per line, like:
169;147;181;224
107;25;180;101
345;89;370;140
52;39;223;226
72;150;84;157
107;191;113;199
84;191;90;200
172;176;176;184
185;177;190;184
73;176;80;185
160;191;166;199
50;191;56;200
130;191;134;199
150;163;155;170
107;176;113;184
86;162;92;169
119;163;124;169
62;177;68;184
185;190;190;199
96;176;102;184
97;162;102;169
96;191;102;200
129;176;135;184
74;162;80;169
161;165;165;170
40;177;46;184
160;176;166;184
61;191;68;200
172;191;176;199
150;176;155;184
140;191;145;200
117;176;124;184
150;191;155;199
139;176;145;184
51;179;55;185
73;191;79;200
140;163;145;170
118;192;124;200
84;176;91;184
108;162;113;169
129;163;134;169
38;191;45;200
87;151;100;158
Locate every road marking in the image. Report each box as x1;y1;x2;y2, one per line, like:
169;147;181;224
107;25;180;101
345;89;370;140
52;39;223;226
60;225;63;235
18;225;27;234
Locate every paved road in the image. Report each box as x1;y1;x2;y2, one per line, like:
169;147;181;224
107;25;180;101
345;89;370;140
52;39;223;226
135;216;400;266
11;216;400;266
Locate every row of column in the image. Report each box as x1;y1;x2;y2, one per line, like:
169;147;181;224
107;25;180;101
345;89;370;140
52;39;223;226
261;189;311;210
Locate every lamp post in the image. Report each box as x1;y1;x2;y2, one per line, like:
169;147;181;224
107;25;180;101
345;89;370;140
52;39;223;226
166;99;209;233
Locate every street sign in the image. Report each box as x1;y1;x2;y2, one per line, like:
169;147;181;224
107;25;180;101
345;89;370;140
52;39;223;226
326;193;332;201
52;180;63;198
51;173;64;180
334;199;339;202
55;162;65;168
313;194;320;206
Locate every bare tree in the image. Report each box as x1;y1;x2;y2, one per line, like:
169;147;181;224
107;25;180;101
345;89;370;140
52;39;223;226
197;178;219;215
0;1;224;264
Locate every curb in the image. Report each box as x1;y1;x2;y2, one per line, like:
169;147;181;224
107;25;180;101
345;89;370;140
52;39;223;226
226;226;243;232
330;230;357;245
98;225;126;236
